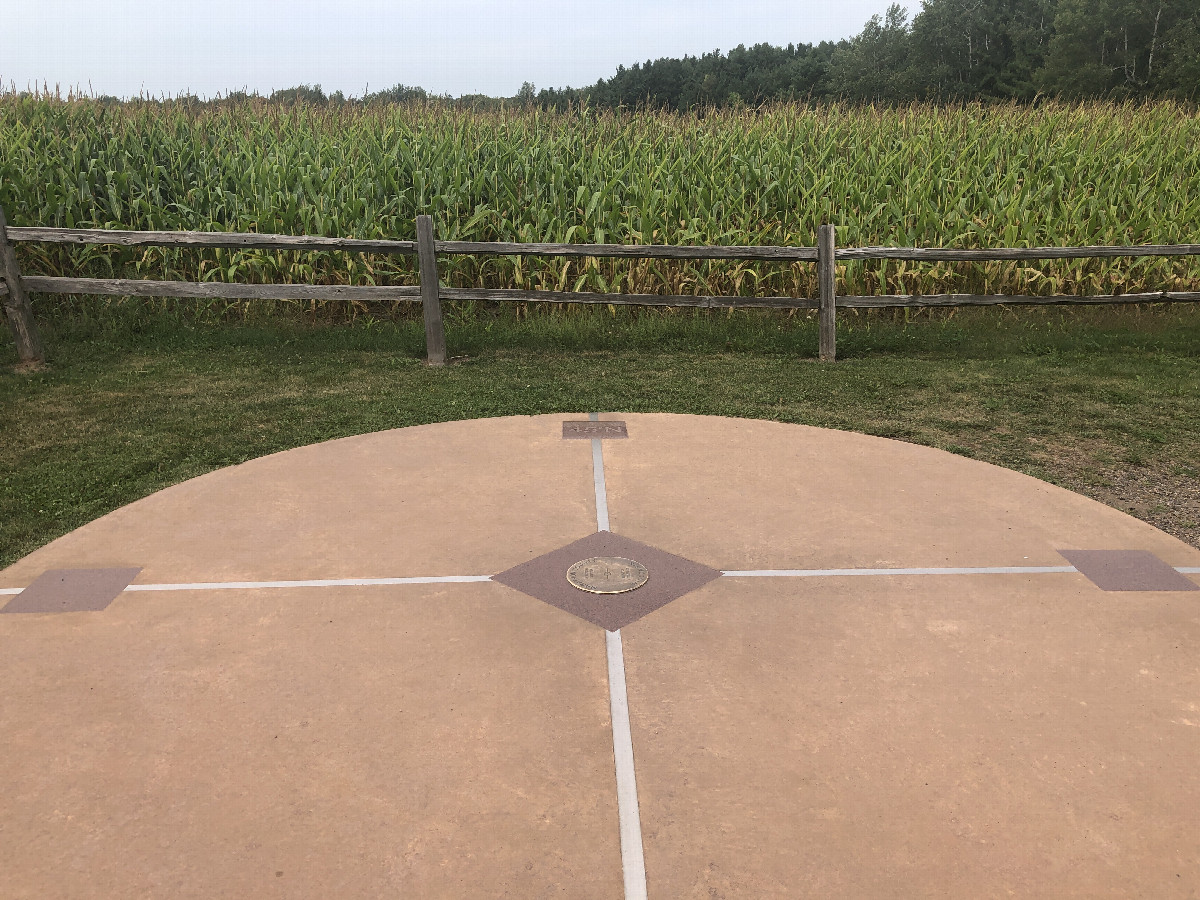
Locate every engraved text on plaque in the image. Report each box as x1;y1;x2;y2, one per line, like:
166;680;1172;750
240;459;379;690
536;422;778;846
566;557;649;594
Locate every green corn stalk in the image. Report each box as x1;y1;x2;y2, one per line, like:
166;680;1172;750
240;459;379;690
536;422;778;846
1;94;1198;320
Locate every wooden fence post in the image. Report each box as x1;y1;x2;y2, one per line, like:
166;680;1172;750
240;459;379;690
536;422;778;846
415;215;447;366
0;205;46;365
818;223;836;362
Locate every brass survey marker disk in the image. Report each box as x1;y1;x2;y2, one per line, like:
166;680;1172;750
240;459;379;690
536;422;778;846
566;557;649;594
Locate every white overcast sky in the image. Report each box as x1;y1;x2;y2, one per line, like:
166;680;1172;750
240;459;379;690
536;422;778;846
1;0;903;100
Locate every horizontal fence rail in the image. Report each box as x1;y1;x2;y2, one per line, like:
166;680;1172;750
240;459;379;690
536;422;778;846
6;226;418;255
840;291;1200;307
16;277;423;304
11;225;1200;262
839;244;1200;261
6;226;818;261
2;209;1199;366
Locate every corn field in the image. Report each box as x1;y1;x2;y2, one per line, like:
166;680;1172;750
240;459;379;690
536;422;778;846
3;95;1200;317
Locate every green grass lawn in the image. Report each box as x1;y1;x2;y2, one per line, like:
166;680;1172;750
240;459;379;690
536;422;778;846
2;301;1198;569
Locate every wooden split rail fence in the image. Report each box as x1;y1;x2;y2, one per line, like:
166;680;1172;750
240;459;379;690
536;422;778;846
3;207;1200;366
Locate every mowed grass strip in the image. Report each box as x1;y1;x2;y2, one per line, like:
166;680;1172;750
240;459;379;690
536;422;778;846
2;302;1198;568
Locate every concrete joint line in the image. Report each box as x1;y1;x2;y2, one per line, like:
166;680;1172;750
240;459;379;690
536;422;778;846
123;575;494;591
590;412;648;900
606;627;648;900
589;412;611;532
592;439;611;532
723;566;1081;577
0;576;496;595
4;569;1198;597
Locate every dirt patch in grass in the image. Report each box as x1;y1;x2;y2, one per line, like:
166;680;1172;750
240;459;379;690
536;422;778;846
1065;459;1200;549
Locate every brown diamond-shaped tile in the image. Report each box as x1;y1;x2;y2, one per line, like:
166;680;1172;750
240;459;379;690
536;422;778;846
493;532;721;631
1059;549;1198;592
2;567;142;614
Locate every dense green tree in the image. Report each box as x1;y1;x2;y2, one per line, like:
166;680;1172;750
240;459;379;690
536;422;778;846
829;5;917;101
363;84;432;104
1156;13;1200;98
547;0;1193;106
269;84;328;104
907;0;1056;99
515;81;538;106
540;41;835;112
1039;0;1198;97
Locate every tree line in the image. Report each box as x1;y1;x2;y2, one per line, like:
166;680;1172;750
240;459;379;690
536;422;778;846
537;0;1199;109
41;0;1197;109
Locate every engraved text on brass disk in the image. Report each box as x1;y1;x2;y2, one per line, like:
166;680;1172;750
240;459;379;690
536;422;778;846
566;557;649;594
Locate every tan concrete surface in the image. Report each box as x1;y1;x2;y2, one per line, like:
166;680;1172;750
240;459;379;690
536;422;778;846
623;575;1200;898
2;413;1199;898
601;413;1200;571
1;416;598;585
1;583;621;899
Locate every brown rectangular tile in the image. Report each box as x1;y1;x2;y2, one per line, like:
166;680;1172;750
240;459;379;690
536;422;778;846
2;568;142;614
562;421;628;440
1059;550;1198;592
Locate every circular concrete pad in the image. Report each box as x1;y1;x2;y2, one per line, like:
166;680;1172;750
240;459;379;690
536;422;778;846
2;414;1199;898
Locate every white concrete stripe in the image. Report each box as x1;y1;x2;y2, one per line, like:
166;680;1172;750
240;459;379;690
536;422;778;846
123;576;493;592
4;567;1197;597
723;566;1079;577
3;577;492;595
592;439;611;532
606;628;649;900
588;412;648;900
589;411;611;532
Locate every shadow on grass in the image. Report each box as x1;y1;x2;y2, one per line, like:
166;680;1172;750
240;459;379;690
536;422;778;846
10;297;1200;365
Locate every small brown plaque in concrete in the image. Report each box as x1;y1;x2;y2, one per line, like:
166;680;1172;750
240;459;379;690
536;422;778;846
1059;550;1198;592
1;567;142;614
563;421;628;440
494;532;719;630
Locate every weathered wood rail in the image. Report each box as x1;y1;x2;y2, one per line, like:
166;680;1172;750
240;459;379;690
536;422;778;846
3;209;1199;366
